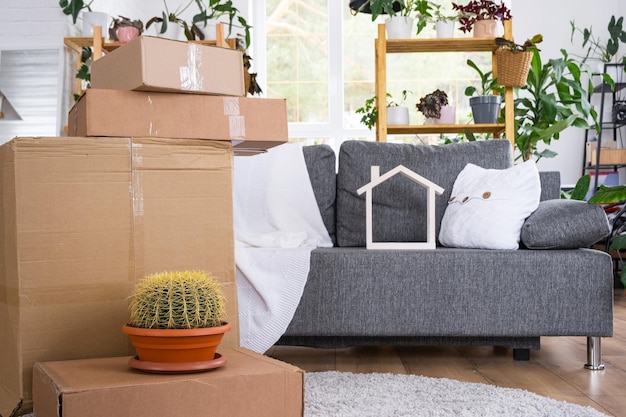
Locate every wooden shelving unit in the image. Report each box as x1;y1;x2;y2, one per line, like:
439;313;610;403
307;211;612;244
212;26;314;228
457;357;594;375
374;21;515;146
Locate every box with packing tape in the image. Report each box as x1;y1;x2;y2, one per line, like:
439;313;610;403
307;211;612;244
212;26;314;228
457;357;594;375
68;89;287;154
0;136;238;416
91;35;245;97
32;348;303;417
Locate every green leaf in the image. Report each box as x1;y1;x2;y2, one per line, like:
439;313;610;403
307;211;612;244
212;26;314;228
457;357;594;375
570;175;591;200
588;185;626;204
609;234;626;251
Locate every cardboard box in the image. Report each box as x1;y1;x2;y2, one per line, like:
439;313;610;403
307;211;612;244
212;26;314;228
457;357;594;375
586;140;618;165
91;36;245;97
33;348;303;417
67;89;288;153
0;137;238;416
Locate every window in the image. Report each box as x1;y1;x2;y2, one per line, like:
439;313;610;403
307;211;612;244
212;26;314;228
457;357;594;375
253;1;495;149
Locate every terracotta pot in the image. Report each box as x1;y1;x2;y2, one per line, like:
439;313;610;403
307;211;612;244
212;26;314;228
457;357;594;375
473;19;497;38
116;26;140;43
122;322;231;363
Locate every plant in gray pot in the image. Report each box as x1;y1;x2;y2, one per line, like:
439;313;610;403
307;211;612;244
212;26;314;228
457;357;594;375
464;58;503;124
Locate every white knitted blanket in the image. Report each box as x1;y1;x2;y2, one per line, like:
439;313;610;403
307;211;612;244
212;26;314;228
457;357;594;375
233;143;332;353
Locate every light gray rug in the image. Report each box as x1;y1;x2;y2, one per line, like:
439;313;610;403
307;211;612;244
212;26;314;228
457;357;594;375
305;371;610;417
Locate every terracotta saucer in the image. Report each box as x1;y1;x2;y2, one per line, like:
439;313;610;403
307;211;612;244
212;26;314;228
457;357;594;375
128;353;227;374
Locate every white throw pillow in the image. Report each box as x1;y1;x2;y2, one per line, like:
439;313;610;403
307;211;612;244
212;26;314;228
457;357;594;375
438;161;541;250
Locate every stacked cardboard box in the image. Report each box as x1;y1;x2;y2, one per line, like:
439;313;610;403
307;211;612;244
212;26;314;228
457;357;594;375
0;36;295;416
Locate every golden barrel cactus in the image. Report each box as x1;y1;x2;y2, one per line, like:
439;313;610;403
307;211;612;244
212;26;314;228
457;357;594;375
128;270;226;329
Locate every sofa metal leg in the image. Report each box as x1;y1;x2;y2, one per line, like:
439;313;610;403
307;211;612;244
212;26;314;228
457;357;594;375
513;348;530;361
584;336;605;370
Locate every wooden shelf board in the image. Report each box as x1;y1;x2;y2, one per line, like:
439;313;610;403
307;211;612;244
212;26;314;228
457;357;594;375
64;37;227;55
387;123;505;135
386;37;497;53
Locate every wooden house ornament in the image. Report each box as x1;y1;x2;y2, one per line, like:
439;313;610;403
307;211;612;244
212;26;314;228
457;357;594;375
357;165;444;250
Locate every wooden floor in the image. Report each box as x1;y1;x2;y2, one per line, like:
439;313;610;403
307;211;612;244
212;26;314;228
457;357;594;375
267;290;626;417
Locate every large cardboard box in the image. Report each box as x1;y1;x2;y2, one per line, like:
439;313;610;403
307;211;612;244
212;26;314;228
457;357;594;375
91;36;245;97
0;137;238;415
67;89;288;153
33;348;303;417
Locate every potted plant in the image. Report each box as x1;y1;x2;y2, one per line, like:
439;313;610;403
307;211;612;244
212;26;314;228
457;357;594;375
109;16;143;43
513;48;596;161
59;0;109;36
494;34;543;87
350;0;433;39
122;270;230;372
464;59;503;124
356;91;411;129
193;0;252;48
570;15;626;85
451;0;511;38
430;2;460;38
416;89;454;124
146;0;203;41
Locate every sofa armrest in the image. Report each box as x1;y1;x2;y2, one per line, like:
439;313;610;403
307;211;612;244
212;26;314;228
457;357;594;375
521;199;610;249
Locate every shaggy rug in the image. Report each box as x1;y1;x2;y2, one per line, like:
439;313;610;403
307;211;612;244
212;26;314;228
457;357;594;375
304;371;610;417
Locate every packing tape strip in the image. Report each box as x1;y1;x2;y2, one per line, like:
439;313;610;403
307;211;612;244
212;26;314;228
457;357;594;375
180;43;204;91
223;97;245;139
130;141;145;280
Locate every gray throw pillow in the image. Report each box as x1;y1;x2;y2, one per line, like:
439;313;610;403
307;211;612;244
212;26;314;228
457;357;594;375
521;199;610;249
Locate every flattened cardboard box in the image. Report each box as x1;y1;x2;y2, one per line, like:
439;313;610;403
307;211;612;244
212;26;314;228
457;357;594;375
91;35;245;97
68;89;288;153
0;137;238;416
33;348;303;417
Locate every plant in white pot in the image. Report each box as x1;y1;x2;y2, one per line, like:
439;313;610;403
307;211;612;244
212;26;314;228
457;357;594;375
356;91;412;129
58;0;109;37
430;3;460;38
122;270;231;373
464;59;503;124
350;0;433;39
146;0;202;40
192;0;252;48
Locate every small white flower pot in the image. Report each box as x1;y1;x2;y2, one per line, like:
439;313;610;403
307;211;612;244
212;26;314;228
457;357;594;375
435;106;456;124
435;21;455;38
387;106;410;125
82;11;109;37
385;16;414;39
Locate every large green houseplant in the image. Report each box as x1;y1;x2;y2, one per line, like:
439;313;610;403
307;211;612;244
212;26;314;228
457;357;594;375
58;0;94;24
122;270;230;371
513;48;597;161
193;0;252;48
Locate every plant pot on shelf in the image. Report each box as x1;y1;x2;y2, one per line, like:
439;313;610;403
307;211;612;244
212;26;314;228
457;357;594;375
470;95;501;124
435;20;455;38
473;19;497;38
385;16;414;39
495;49;532;87
154;22;182;40
435;105;456;124
387;106;410;125
82;11;109;37
116;26;141;43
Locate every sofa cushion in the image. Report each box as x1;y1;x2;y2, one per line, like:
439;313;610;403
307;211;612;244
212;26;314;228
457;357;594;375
303;145;337;245
521;199;610;249
439;160;541;250
335;140;513;247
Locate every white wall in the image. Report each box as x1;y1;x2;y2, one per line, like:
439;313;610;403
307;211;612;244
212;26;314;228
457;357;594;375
0;0;621;184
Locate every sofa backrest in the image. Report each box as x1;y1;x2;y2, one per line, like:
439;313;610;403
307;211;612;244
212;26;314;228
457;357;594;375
335;140;514;247
303;140;561;248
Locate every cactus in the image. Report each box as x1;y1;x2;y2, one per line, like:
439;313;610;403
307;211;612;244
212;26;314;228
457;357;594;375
128;270;226;329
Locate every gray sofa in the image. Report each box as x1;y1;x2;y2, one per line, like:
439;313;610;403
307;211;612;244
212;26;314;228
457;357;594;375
277;139;614;368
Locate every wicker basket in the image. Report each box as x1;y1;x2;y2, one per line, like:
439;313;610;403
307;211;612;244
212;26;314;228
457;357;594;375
495;48;532;87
